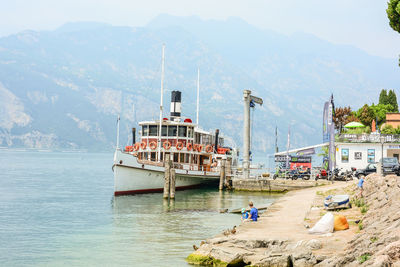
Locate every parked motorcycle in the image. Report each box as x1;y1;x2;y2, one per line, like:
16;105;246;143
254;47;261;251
273;168;291;180
316;167;355;181
315;169;329;180
297;168;311;180
332;168;354;181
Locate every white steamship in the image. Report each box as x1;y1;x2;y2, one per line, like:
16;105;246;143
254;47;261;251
112;90;237;195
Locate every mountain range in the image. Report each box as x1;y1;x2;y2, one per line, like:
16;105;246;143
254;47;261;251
1;14;399;153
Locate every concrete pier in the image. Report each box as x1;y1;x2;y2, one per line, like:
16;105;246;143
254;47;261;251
232;178;333;192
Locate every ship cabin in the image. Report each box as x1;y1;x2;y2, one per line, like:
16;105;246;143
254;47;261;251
125;119;228;171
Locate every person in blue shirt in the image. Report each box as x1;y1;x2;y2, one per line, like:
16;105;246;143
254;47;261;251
358;177;364;197
248;201;258;222
241;208;249;222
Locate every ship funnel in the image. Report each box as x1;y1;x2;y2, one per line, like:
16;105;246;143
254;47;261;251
170;90;181;120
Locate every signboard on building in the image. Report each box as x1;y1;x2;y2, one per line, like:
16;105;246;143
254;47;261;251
290;156;312;170
354;152;362;160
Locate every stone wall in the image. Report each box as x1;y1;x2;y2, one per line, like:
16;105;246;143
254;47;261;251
232;178;332;192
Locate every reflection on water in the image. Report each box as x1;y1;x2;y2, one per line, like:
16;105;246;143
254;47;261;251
0;151;281;266
111;188;281;266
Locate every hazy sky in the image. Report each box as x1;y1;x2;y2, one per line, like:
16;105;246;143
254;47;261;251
1;0;399;58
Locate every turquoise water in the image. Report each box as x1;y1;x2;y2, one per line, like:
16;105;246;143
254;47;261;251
0;151;280;266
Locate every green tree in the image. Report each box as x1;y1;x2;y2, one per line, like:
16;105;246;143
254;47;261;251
387;0;400;66
379;89;388;105
356;104;375;127
387;89;399;112
370;103;395;125
387;0;400;33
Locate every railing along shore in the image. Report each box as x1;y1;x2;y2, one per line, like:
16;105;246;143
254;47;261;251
336;133;400;143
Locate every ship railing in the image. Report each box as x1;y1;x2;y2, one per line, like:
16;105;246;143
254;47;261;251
226;165;327;180
137;159;165;167
136;158;219;173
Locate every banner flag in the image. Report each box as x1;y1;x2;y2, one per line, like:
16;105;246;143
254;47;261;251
328;95;335;172
323;101;329;142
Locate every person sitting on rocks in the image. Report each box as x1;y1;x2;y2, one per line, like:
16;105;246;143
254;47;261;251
358;176;364;197
241;208;249;222
248;201;258;222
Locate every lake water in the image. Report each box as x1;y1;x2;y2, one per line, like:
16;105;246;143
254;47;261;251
0;151;280;266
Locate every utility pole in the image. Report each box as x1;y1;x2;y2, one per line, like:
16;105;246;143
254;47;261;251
243;90;263;179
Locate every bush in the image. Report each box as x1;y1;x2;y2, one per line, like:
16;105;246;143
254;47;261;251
382;124;396;134
358;253;371;263
361;206;368;214
370;237;378;243
352;198;365;207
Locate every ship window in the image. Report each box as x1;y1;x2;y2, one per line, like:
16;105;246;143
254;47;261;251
162;126;167;136
201;134;211;144
178;126;187;137
149;125;158;136
219;137;224;147
180;153;185;163
188;127;193;138
173;153;179;162
142;125;149;136
194;133;200;143
168;126;177;137
150;152;156;161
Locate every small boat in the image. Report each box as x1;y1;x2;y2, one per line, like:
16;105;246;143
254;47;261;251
230;204;269;214
324;195;350;210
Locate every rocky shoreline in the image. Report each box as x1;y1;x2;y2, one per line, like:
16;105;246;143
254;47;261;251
187;174;400;266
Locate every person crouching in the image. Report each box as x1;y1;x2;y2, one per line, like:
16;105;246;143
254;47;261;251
247;201;258;222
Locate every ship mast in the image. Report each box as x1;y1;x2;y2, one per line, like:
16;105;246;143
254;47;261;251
158;44;165;162
196;68;200;125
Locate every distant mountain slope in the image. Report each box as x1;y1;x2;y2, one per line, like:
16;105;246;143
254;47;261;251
0;16;399;152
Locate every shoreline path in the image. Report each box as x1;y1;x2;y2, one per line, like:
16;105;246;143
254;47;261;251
238;181;351;241
191;180;358;265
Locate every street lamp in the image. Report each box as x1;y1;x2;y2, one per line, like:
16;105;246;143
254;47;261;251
380;135;385;175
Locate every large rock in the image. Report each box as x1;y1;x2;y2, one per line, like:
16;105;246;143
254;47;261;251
209;246;253;265
321;174;400;266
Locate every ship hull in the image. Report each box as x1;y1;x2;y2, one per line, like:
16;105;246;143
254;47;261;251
113;149;219;195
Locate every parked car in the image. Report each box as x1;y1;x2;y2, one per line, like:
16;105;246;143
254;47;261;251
355;163;376;178
381;157;400;175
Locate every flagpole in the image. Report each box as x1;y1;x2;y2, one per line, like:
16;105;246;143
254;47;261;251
285;125;290;179
158;44;165;162
196;68;200;125
116;115;120;149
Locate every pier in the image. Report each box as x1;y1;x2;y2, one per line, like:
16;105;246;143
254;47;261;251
232;178;333;192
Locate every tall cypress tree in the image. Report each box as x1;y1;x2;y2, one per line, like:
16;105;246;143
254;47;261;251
388;89;399;112
379;89;388;105
387;0;400;66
